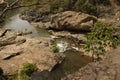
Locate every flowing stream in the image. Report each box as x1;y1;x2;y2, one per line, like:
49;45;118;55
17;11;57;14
0;7;92;80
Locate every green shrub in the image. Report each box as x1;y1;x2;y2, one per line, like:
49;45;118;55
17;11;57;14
52;45;59;53
49;0;111;15
84;3;97;15
20;63;36;80
74;0;86;10
74;0;97;15
85;21;120;61
50;0;60;12
19;0;38;6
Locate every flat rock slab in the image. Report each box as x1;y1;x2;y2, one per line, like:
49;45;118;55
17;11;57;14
0;47;22;60
0;29;64;74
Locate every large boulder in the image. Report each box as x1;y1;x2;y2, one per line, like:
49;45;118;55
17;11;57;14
31;11;97;32
22;10;97;31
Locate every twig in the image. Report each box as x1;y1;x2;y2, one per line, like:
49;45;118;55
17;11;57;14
0;0;19;17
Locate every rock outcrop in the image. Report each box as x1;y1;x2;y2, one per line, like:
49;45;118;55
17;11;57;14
22;11;97;32
62;46;120;80
0;29;64;74
45;11;97;31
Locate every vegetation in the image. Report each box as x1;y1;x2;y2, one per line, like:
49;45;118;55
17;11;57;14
48;0;111;15
7;71;18;80
52;45;59;53
85;21;120;61
19;0;38;6
4;0;112;15
20;63;36;80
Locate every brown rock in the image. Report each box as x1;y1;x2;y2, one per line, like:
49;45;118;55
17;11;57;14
46;11;97;31
0;29;64;74
62;46;120;80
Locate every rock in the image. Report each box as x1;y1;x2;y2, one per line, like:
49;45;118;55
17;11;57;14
0;50;22;60
20;5;51;22
23;11;97;32
0;35;17;46
0;29;7;37
49;30;87;43
62;46;120;80
41;11;97;31
0;0;5;4
17;30;32;36
15;38;26;45
0;29;64;74
0;67;3;75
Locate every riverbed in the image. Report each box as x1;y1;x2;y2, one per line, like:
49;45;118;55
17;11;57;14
0;7;92;80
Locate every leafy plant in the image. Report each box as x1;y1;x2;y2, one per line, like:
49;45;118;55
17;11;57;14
52;45;59;53
20;63;36;80
85;21;120;61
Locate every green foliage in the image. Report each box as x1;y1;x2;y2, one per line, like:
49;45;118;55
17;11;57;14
49;0;111;15
74;0;86;9
52;45;59;53
20;63;36;80
85;21;120;61
50;0;73;12
50;0;60;12
19;0;38;6
84;2;97;15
